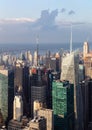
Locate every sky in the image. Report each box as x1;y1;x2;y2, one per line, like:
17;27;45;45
0;0;92;44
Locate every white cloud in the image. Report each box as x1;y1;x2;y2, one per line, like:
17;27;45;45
0;18;35;24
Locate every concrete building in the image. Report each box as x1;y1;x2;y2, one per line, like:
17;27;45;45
29;117;46;130
83;42;92;78
8;117;29;130
83;41;89;58
33;51;38;66
37;108;54;130
13;95;23;122
31;85;46;117
33;100;54;130
84;56;92;78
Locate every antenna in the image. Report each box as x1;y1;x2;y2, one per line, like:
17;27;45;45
70;24;72;53
36;35;39;66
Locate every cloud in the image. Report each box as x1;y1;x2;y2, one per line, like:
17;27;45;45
34;9;58;30
68;10;75;15
0;18;35;24
0;9;91;44
61;8;66;13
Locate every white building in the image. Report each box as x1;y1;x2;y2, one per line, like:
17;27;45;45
13;95;23;121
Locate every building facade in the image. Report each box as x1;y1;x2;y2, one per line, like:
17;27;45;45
52;80;74;130
0;69;8;121
60;52;83;130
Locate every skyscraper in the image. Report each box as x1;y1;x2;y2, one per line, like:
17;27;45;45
13;95;23;121
14;62;30;115
31;85;46;117
33;51;38;66
52;80;74;130
37;108;54;130
0;68;8;121
60;52;83;130
83;41;89;58
8;69;14;121
33;100;54;130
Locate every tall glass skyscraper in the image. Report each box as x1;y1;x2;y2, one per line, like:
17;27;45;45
60;52;83;130
52;80;74;130
0;69;8;121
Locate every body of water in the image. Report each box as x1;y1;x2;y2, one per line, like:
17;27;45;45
0;42;91;54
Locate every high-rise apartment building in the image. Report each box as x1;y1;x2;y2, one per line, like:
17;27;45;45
52;80;74;130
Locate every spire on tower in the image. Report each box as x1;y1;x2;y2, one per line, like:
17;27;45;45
70;24;72;53
36;35;39;66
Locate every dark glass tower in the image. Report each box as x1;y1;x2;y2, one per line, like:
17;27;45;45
14;63;30;116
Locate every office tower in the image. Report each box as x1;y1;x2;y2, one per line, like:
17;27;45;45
80;80;89;130
37;108;54;130
13;95;23;121
29;117;46;130
79;63;85;82
84;55;92;78
0;68;8;121
60;52;79;85
87;79;92;130
31;85;46;117
80;79;92;130
8;69;14;121
33;51;38;66
33;100;54;130
0;109;4;128
45;57;60;72
83;41;89;58
46;69;53;109
14;62;30;115
28;51;32;63
60;52;83;130
33;100;43;117
25;51;33;63
30;66;46;86
52;80;74;130
46;50;51;58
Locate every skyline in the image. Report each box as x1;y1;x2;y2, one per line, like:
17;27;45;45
0;0;92;43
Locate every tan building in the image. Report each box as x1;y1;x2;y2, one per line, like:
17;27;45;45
84;56;92;78
33;100;54;130
83;41;89;58
37;108;54;130
29;117;46;130
83;41;92;78
13;95;23;121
